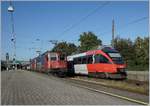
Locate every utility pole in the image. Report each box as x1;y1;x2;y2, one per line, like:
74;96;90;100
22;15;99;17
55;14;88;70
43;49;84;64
112;19;115;47
8;1;16;70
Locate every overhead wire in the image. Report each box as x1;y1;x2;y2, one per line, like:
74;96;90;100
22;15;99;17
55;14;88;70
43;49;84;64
98;16;148;36
57;1;110;40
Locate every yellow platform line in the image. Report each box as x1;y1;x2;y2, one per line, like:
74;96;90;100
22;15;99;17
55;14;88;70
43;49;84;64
71;78;148;105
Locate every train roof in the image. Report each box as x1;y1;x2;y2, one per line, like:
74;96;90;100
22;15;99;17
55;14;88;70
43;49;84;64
30;51;62;61
67;45;118;61
67;52;86;61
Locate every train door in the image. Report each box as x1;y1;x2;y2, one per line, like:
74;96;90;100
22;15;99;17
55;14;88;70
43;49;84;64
74;57;88;75
88;54;115;73
67;60;75;76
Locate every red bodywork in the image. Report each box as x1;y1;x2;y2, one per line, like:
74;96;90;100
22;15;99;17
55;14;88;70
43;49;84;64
49;60;67;69
30;58;36;70
30;51;67;72
45;52;67;70
86;50;126;74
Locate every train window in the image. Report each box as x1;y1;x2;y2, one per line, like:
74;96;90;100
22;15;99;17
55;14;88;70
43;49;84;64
95;54;109;63
51;57;57;61
102;47;118;53
100;56;109;63
60;55;65;60
95;54;100;63
87;55;93;64
73;58;78;64
78;57;82;64
82;56;87;64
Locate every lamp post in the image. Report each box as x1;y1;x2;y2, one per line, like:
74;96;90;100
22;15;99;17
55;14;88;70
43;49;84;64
8;1;16;70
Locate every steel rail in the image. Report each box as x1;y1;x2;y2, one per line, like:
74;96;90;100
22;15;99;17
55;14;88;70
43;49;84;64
68;77;148;105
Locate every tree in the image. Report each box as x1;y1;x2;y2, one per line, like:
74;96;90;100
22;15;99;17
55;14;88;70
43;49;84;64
114;36;135;67
51;42;78;56
143;37;149;68
67;43;78;55
114;36;149;71
79;31;102;52
134;36;149;69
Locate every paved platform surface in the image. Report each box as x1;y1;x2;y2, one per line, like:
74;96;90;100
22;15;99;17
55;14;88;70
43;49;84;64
1;70;139;105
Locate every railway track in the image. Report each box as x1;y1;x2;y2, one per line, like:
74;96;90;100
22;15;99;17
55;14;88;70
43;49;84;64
46;74;149;105
66;78;148;105
70;75;149;95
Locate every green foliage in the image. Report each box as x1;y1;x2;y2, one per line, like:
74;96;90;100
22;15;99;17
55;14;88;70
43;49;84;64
51;42;78;56
134;36;149;69
78;31;102;52
114;36;149;71
114;37;135;65
51;31;148;71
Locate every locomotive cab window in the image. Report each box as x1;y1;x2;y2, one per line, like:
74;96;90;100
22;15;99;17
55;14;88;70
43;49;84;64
60;55;65;60
95;54;109;63
51;57;57;61
108;53;124;64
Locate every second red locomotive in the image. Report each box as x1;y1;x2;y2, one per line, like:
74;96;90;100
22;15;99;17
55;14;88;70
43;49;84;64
30;51;67;74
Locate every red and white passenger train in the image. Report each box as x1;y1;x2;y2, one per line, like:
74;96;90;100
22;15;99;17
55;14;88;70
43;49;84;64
67;45;127;79
30;45;127;79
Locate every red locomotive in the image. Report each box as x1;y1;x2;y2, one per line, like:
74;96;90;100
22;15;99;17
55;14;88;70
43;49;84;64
30;51;67;74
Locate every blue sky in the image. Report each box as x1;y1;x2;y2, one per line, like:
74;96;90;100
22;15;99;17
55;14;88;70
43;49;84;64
1;1;149;61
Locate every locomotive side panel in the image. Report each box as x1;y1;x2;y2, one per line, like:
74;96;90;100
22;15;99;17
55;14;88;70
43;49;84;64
87;64;116;73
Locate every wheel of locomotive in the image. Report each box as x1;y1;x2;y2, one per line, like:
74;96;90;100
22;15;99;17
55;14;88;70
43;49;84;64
98;72;109;79
57;71;66;78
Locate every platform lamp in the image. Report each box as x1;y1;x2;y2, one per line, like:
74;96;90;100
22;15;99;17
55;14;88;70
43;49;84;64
8;4;14;12
8;2;16;70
